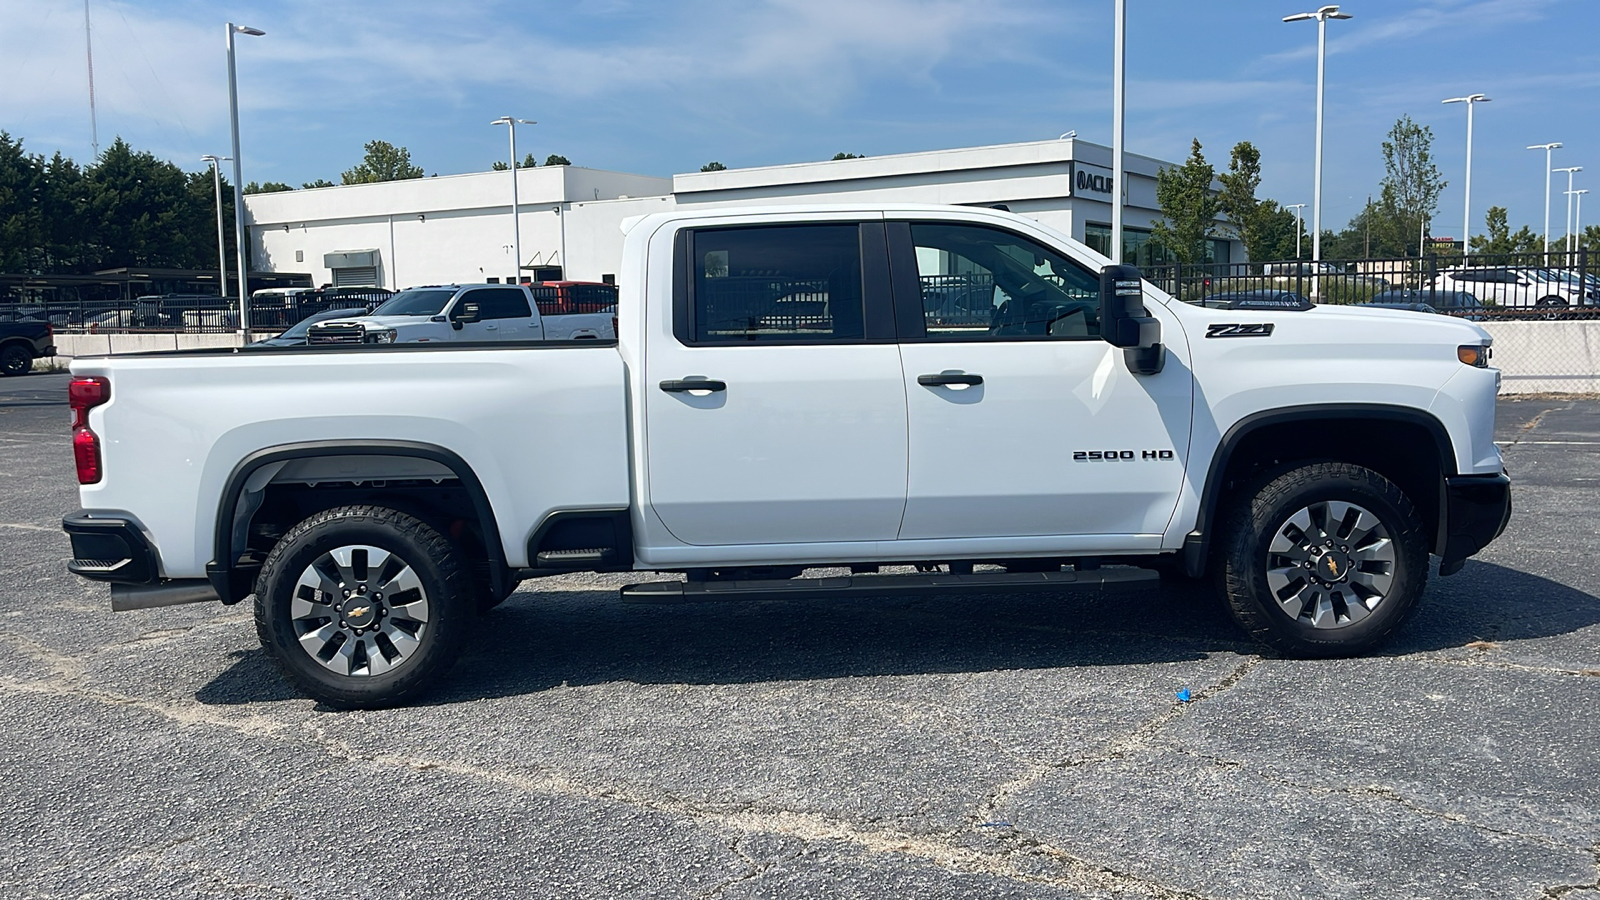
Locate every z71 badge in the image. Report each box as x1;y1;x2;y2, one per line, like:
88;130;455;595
1206;323;1275;338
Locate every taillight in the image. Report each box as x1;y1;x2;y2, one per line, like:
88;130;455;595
69;377;109;484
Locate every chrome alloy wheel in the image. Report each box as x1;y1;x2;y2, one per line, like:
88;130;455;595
1264;501;1397;629
290;544;431;677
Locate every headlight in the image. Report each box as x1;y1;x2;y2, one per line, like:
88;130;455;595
1457;344;1490;368
367;328;397;344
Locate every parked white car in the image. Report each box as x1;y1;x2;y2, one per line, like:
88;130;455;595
1430;266;1592;309
307;284;614;345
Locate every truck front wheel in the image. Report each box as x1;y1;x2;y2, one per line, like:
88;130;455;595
1217;463;1428;657
254;505;474;708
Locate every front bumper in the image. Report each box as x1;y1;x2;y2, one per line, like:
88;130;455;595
1437;472;1511;576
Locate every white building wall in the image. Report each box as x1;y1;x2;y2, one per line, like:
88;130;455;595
243;139;1235;289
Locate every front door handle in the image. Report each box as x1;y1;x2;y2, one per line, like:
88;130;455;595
660;379;727;393
917;373;983;387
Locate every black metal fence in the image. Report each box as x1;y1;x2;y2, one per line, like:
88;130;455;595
1144;249;1597;320
0;288;394;333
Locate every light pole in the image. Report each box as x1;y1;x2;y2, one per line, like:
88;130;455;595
1287;203;1307;259
1284;5;1352;263
1572;189;1588;248
1527;142;1561;254
199;155;231;298
1110;0;1126;262
1442;94;1489;261
490;116;536;283
226;22;264;338
1555;166;1582;254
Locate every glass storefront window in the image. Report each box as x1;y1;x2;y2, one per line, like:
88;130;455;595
1085;223;1231;267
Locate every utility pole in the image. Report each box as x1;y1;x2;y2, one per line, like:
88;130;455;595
1110;0;1126;263
83;0;98;159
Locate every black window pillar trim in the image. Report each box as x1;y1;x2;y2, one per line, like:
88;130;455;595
1181;404;1458;578
208;440;510;605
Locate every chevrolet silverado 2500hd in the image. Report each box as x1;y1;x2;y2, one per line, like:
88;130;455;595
62;204;1510;708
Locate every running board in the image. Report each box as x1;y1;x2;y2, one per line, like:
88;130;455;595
110;579;220;611
621;567;1158;604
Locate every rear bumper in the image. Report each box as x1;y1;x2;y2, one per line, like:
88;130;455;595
1437;472;1511;576
39;344;56;357
63;511;158;584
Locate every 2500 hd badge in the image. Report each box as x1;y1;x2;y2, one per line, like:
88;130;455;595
1073;449;1177;461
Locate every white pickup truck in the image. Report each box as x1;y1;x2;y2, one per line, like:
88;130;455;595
63;203;1510;708
305;283;615;345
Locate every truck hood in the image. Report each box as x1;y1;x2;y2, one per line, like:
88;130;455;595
311;314;432;331
1299;302;1491;342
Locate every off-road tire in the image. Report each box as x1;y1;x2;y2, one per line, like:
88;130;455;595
0;344;31;377
254;505;474;708
1217;462;1428;658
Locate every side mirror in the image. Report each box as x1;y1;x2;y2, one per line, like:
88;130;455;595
452;301;480;329
1098;264;1164;375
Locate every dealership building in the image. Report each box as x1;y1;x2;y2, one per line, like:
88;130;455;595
242;138;1237;290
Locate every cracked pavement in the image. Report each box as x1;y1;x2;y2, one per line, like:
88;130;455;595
2;373;1597;899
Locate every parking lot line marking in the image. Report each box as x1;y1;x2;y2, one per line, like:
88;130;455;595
0;523;53;531
1495;440;1600;446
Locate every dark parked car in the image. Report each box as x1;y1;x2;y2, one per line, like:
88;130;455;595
0;319;56;376
249;308;371;348
1198;289;1313;310
132;294;228;328
1367;289;1485;319
1361;301;1438;314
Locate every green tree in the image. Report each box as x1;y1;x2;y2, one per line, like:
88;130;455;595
0;132;45;272
700;161;727;172
1250;200;1307;262
543;154;571;167
1217;140;1282;263
1149;138;1219;264
302;178;335;189
1374;115;1446;257
243;181;293;194
491;160;509;171
831;152;865;160
341;140;424;184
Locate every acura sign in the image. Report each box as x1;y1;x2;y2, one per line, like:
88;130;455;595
1071;162;1115;199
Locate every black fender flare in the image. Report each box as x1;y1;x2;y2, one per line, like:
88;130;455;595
207;440;509;604
1181;404;1457;577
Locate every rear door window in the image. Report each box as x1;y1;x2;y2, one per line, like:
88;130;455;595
687;224;866;343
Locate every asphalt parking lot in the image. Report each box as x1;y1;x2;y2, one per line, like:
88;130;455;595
1;371;1597;900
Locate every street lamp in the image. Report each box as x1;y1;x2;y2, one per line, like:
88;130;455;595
199;155;231;299
1527;142;1562;254
1554;166;1582;254
490;116;536;284
1287;203;1307;259
1572;189;1589;251
226;22;264;339
1284;5;1352;263
1442;94;1489;261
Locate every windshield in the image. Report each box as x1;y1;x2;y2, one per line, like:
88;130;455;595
370;288;456;317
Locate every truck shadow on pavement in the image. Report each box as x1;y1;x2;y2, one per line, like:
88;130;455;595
194;559;1599;707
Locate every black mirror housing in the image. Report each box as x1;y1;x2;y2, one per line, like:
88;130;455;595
452;301;481;326
1098;264;1164;375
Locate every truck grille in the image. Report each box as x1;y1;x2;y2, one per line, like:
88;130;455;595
307;323;365;345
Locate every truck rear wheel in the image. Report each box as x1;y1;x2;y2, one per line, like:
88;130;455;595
254;505;474;708
1217;462;1427;658
0;344;31;377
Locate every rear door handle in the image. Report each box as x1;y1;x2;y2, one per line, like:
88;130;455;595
916;373;983;386
659;379;727;393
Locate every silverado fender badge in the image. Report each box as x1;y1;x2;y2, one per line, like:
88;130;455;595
1206;323;1275;338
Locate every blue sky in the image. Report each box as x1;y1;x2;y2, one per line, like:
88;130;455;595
2;0;1596;240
